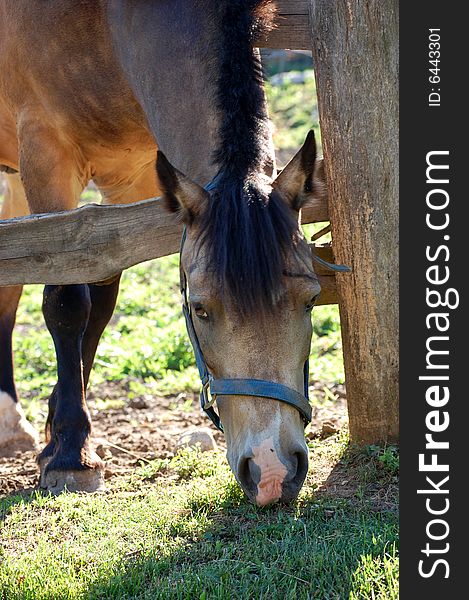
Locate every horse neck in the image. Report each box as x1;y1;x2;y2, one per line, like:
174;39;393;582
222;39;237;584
107;1;275;186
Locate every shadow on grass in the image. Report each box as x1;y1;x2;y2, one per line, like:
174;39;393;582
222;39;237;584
82;453;398;599
315;441;399;514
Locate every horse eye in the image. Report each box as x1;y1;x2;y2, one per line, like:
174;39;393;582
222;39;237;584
193;304;209;320
306;294;320;311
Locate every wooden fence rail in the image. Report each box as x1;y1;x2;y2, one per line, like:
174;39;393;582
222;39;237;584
255;1;311;50
0;194;335;304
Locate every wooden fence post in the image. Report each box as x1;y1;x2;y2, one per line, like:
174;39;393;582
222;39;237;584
309;0;399;443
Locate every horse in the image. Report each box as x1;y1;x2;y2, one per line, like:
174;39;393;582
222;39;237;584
0;0;326;506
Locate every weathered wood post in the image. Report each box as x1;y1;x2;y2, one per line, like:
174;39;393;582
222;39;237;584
309;0;399;443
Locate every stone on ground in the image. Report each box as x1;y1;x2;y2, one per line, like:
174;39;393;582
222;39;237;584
176;428;217;452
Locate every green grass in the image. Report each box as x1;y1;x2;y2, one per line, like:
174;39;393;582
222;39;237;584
0;443;398;600
266;71;321;153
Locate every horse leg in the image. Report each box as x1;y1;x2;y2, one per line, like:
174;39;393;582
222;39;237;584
38;157;157;489
39;275;121;460
17;120;103;492
0;285;40;456
82;276;122;386
38;283;108;493
0;172;39;456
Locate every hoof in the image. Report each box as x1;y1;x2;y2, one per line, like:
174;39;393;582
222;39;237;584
0;392;39;457
39;463;106;494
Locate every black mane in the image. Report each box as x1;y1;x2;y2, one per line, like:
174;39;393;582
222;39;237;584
198;0;300;315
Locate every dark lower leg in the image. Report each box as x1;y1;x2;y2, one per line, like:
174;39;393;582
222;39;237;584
39;284;98;476
42;276;121;455
0;285;39;455
82;275;121;386
0;285;22;401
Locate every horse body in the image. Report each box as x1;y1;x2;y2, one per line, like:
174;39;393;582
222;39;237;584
0;1;160;207
0;1;323;505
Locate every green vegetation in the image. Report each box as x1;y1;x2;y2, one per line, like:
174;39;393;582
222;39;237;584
1;441;398;600
266;71;321;155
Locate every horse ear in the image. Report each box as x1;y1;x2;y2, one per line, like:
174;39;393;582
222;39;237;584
156;151;209;224
273;130;326;211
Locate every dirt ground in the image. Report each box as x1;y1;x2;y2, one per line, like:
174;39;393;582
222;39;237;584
0;381;396;510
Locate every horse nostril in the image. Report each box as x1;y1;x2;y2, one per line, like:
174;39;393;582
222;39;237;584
236;447;309;505
237;456;257;499
293;450;308;483
282;449;309;503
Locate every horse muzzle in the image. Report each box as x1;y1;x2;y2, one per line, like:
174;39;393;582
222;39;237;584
234;437;309;506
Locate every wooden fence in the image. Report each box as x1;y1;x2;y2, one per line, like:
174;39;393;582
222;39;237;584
0;194;336;305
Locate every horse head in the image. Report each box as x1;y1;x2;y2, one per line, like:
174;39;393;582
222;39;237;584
157;131;326;505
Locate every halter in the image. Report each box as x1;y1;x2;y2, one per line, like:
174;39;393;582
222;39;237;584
179;227;349;432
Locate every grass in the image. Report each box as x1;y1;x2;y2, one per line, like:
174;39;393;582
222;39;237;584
0;442;398;600
265;72;322;152
1;68;397;598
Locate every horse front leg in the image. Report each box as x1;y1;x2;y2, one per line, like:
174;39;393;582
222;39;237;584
38;283;105;493
38;276;121;492
41;274;122;448
16;114;102;491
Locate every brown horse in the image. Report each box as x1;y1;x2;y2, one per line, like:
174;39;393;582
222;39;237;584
0;1;325;505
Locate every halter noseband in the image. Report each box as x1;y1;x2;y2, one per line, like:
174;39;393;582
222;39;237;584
179;227;312;432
